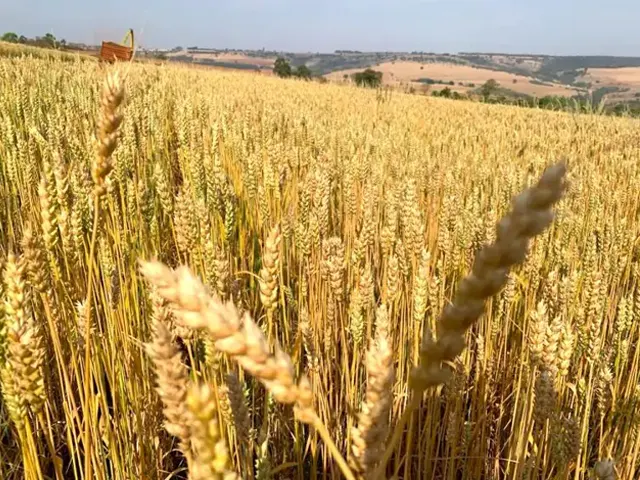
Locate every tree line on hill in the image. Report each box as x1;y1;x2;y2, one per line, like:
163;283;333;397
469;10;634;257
273;60;384;88
2;32;68;50
427;79;640;118
273;57;316;81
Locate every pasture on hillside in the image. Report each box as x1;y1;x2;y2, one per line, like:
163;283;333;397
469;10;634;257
0;52;638;480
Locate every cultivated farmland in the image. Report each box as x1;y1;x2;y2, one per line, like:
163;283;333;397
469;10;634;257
327;61;580;97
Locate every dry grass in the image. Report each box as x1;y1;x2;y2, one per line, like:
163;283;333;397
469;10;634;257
327;61;579;97
0;48;638;480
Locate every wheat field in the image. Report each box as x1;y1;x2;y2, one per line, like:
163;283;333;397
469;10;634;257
0;53;638;480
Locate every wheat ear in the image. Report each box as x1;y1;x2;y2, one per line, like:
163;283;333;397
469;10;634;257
350;305;394;477
92;71;124;199
187;382;240;480
139;260;311;410
138;259;356;480
376;161;568;477
411;161;567;389
145;304;192;461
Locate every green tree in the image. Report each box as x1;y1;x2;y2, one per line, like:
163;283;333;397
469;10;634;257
273;57;292;78
439;87;452;98
480;79;499;99
2;32;19;43
353;68;383;88
44;33;57;48
612;103;628;116
294;64;312;80
33;33;57;49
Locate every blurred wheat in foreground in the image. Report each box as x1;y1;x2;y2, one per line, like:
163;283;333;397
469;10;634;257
0;51;638;480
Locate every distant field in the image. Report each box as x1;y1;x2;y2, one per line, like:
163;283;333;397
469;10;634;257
167;51;276;68
216;53;275;67
326;61;579;97
581;67;640;87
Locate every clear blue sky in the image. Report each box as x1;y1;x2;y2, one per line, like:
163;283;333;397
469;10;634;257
2;0;639;56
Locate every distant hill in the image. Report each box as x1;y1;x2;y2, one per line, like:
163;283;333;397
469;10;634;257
458;53;640;84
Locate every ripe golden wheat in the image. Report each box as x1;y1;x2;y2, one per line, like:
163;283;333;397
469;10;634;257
0;50;638;479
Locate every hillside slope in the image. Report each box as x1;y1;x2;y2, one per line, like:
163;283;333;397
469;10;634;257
326;61;580;97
